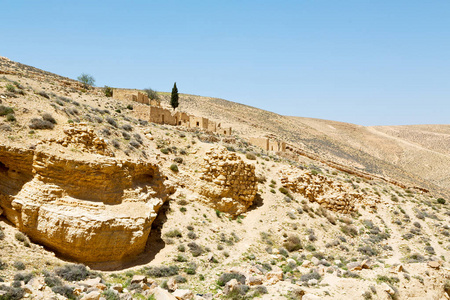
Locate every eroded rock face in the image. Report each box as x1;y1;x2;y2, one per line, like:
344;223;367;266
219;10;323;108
196;147;257;215
0;145;173;263
279;168;367;213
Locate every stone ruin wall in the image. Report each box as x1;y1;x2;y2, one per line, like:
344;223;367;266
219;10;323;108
132;102;233;135
249;137;285;152
279;168;370;214
195;148;258;216
112;89;152;105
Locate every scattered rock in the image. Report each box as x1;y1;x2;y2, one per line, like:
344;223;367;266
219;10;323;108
152;287;178;300
246;276;263;286
131;275;147;284
302;294;323;300
265;271;283;284
81;291;101;300
172;289;194;300
381;283;395;295
167;277;178;292
428;261;441;269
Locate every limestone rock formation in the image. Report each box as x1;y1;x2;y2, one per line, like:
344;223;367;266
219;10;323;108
279;168;371;213
0;144;174;263
196;147;257;215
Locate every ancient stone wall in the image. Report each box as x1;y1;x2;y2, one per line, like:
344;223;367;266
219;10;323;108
113;89;150;105
130;98;232;135
278;168;367;213
195;148;257;215
250;137;270;151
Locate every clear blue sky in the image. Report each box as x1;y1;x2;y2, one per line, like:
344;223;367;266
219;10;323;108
1;1;449;126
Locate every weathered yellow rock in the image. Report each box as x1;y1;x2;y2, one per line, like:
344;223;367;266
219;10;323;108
0;145;174;263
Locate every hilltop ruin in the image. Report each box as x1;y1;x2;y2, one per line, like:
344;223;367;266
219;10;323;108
113;89;232;135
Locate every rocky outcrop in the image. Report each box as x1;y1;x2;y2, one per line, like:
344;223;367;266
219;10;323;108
196;147;257;215
0;144;174;263
279;168;369;213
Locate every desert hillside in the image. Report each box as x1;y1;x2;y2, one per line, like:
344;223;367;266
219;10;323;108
157;93;450;199
0;57;449;300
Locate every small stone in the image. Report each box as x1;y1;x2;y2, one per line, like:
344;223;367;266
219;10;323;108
111;284;123;293
167;277;178;292
428;261;440;269
152;287;178;300
302;293;323;300
131;275;147;284
172;289;194;300
308;279;318;286
81;291;101;300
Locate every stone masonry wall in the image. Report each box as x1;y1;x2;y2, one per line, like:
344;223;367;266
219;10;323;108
279;168;365;214
195;147;257;215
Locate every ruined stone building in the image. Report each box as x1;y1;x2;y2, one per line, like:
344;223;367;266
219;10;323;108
114;89;232;135
112;89;160;106
249;137;286;152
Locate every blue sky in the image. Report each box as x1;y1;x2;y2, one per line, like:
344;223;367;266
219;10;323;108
1;1;449;126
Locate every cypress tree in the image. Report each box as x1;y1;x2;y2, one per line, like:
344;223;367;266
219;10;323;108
170;82;179;111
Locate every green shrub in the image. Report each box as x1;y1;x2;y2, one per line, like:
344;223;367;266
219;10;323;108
103;86;113;97
0;105;14;116
147;265;179;277
37;91;50;98
55;264;90;281
340;225;358;237
42;113;56;124
144;88;159;100
43;272;63;287
165;229;182;238
6;84;15;92
246;153;256;160
376;275;399;285
283;235;302;252
13;272;34;284
300;271;320;282
29;118;54;130
217;273;246;286
437;198;446;204
278;187;289;195
106;117;117;127
13;261;25;270
6;114;16;122
161;148;169;154
0;284;24;300
170;164;179;172
52;285;75;299
188;242;203;257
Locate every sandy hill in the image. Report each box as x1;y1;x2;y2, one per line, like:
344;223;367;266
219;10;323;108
161;93;450;198
0;57;449;300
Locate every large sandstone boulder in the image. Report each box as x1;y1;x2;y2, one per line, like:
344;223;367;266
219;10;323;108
196;147;257;216
0;144;174;263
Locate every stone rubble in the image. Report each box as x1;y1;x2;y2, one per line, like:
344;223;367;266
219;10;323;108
279;167;372;213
